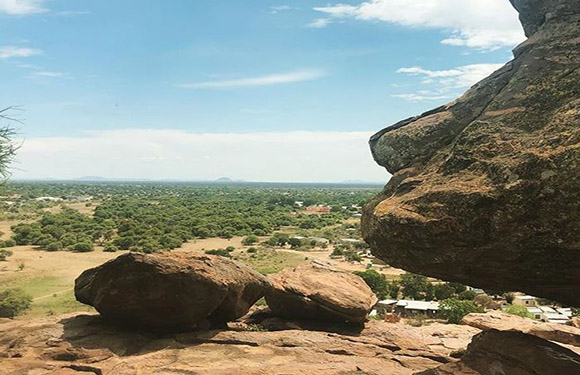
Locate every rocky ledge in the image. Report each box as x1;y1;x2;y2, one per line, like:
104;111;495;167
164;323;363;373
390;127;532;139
362;0;580;305
0;312;479;375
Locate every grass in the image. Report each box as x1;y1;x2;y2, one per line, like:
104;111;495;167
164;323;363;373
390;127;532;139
0;275;93;318
235;248;307;275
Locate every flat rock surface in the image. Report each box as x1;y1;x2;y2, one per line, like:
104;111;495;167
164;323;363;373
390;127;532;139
75;252;267;331
0;313;479;375
265;262;378;323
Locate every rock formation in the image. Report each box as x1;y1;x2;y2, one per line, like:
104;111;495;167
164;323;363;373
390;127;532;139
75;252;266;331
264;263;377;323
462;310;580;347
0;312;479;375
417;329;580;375
362;0;580;305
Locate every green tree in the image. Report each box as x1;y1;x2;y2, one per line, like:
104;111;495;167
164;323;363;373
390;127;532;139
0;288;32;318
400;273;432;300
504;292;515;304
353;269;390;299
439;298;484;324
504;305;533;319
72;242;94;253
289;238;303;249
459;290;477;301
434;283;455;301
205;248;232;258
242;235;259;246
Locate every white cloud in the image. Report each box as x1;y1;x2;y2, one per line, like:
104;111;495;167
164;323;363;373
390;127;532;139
0;0;47;15
178;70;326;89
313;0;525;49
397;63;504;88
13;130;387;183
270;5;293;14
31;71;63;77
0;46;42;59
391;93;450;102
392;63;504;101
307;18;332;28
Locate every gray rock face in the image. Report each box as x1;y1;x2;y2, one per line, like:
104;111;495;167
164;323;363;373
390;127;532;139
75;252;267;331
363;0;580;305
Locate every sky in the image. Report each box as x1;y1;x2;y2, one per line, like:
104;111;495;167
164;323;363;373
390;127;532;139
0;0;525;182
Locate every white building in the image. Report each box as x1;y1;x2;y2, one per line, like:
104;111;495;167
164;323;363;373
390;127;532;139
513;295;537;307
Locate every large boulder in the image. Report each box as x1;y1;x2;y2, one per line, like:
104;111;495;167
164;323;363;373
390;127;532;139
462;310;580;347
416;330;580;375
75;252;267;331
362;0;580;305
264;262;377;323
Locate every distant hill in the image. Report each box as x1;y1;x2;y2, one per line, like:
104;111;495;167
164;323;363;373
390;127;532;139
214;177;234;183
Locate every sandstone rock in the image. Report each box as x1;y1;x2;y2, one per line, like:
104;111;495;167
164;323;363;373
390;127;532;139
75;252;266;331
0;312;479;375
462;310;580;346
569;317;580;329
416;330;580;375
264;263;377;323
362;0;580;305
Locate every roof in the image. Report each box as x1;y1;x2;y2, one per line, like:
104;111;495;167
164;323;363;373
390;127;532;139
557;308;573;317
538;306;557;313
378;299;398;306
396;300;439;311
527;307;542;314
515;295;536;300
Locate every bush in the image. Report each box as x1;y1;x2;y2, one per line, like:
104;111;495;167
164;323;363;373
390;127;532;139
72;242;94;253
205;249;232;258
45;241;63;252
433;283;455;301
439;298;484;324
353;269;390;300
0;288;32;318
0;239;16;248
242;235;259;246
458;290;477;301
0;249;13;261
504;304;533;319
247;247;258;253
504;292;515;304
400;273;433;300
226;246;236;252
103;242;119;252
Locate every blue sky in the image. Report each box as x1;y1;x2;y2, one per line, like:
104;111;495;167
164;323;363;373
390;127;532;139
0;0;525;182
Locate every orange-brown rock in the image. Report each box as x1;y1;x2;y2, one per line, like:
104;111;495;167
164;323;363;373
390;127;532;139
75;252;267;331
462;310;580;346
417;329;580;375
362;0;580;305
0;313;480;375
264;262;377;323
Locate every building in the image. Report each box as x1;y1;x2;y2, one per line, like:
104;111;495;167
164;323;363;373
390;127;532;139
394;300;440;318
513;295;537;307
526;305;571;323
375;299;398;315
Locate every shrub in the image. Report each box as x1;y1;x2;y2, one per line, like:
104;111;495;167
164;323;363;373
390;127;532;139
0;249;13;261
72;242;94;253
504;304;533;319
0;288;32;318
458;290;477;301
504;292;515;304
45;241;63;252
205;249;232;258
103;242;119;252
242;235;259;246
0;239;16;248
439;298;484;324
247;247;258;253
226;246;236;252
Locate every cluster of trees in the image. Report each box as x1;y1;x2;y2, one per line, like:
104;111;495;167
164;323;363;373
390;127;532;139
4;185;377;254
11;208;98;252
354;270;477;302
0;288;32;318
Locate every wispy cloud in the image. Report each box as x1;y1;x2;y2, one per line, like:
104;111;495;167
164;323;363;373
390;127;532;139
392;63;505;101
0;0;48;15
312;0;524;50
307;18;332;28
31;71;64;78
0;46;42;59
269;5;293;14
178;70;326;89
14;130;386;182
397;64;505;88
